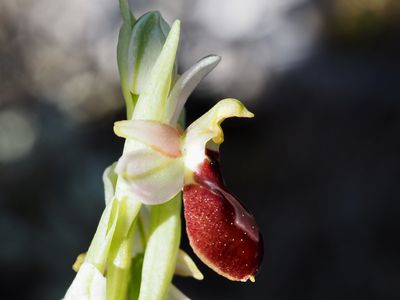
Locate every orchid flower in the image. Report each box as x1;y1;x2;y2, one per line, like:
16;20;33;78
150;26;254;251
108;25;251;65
64;1;262;299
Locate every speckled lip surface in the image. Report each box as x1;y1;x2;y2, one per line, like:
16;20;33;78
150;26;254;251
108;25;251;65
183;150;263;281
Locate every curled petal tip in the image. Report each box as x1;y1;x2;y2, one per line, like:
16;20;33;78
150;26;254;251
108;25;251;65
215;98;254;119
183;98;254;170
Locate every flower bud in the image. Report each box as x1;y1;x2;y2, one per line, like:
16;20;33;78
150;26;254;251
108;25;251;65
128;11;172;95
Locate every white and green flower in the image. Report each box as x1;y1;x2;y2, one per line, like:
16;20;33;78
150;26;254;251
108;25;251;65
64;1;262;299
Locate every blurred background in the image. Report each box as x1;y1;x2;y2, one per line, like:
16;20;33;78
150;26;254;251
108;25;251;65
1;0;400;299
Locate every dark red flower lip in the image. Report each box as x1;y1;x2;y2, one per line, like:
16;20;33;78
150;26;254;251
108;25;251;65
183;150;263;282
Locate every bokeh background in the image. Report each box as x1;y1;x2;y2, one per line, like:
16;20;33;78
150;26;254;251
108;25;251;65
1;0;400;299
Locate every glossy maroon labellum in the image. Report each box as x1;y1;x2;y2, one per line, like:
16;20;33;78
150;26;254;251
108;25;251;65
183;150;263;282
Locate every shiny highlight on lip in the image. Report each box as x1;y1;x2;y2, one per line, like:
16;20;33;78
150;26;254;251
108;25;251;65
183;150;263;281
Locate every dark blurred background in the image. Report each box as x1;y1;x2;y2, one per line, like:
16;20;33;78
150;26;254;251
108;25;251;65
1;0;400;299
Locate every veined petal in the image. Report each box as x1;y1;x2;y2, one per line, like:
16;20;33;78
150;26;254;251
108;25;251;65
115;148;184;205
166;55;221;126
64;262;106;300
167;285;190;300
114;120;181;158
174;249;204;280
183;99;254;171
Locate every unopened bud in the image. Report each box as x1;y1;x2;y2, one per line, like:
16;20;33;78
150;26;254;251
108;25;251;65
128;11;171;95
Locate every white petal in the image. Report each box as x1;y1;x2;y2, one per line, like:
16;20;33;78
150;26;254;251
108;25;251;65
114;120;181;158
64;263;106;300
115;148;184;205
174;249;204;280
167;285;191;300
183;99;254;171
166;55;221;125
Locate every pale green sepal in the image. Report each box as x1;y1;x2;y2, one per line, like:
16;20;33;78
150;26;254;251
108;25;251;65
139;194;182;300
64;262;106;300
133;20;181;122
183;98;254;171
166;55;221;126
85;198;119;272
103;162;118;206
174;249;204;280
167;285;190;300
128;12;170;95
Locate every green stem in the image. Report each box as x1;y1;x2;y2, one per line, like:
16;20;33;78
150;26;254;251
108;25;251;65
138;194;181;300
